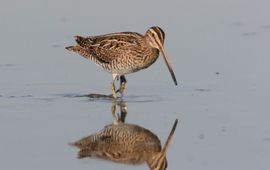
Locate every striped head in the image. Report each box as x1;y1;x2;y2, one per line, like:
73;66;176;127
145;26;165;49
147;119;178;170
147;154;168;170
145;26;178;86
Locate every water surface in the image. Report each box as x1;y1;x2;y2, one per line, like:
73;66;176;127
1;0;270;170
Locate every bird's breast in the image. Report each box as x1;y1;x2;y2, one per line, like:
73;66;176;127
106;48;159;75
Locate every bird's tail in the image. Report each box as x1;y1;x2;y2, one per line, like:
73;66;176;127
65;45;92;60
65;36;88;51
65;36;94;60
65;45;81;52
74;36;93;48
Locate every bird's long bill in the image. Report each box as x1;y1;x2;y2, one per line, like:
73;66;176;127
159;46;178;85
148;119;178;170
161;119;178;155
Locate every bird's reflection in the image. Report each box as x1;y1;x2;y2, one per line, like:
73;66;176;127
70;100;178;170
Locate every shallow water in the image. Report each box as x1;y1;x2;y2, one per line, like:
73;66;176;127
1;0;270;170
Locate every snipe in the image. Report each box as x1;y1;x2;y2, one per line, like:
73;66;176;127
66;26;177;98
71;121;178;170
70;101;178;170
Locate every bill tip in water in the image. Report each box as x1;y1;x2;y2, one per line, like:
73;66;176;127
173;79;178;86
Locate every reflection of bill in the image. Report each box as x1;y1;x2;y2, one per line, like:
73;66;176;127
70;101;178;170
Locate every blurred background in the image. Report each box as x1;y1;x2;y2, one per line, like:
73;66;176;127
1;0;270;170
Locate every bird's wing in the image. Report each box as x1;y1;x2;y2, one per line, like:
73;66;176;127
75;32;143;63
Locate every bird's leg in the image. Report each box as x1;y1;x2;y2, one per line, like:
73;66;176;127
118;75;127;97
111;74;118;98
111;99;118;124
118;100;127;123
111;82;117;98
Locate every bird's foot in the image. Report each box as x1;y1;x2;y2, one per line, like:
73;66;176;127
119;82;126;97
116;87;125;97
116;76;127;97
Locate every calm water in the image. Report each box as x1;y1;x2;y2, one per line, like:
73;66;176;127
1;0;270;170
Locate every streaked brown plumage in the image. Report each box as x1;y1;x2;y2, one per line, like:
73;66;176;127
71;120;178;170
66;26;177;98
70;101;178;170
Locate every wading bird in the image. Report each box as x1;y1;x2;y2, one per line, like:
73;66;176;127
71;101;178;170
66;26;177;98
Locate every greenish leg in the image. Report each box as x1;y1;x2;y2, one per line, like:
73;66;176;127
119;75;127;97
111;74;118;99
111;82;117;98
111;99;117;124
119;100;127;123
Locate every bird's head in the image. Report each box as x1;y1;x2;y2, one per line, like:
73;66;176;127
145;26;165;49
145;26;177;85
